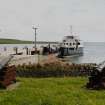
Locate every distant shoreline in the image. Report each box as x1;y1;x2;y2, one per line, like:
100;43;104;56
0;38;58;44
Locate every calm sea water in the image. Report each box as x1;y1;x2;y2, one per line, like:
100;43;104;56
0;42;105;64
68;42;105;64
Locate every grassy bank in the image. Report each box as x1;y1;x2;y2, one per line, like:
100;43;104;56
0;77;105;105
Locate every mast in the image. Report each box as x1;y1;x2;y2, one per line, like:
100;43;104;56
70;25;73;36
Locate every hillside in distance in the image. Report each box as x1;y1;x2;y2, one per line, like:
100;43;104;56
0;38;58;44
0;38;33;44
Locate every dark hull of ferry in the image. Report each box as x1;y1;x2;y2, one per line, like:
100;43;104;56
58;47;83;57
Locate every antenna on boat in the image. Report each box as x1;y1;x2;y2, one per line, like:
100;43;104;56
70;25;73;36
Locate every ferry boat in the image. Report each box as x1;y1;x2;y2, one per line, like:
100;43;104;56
58;27;83;57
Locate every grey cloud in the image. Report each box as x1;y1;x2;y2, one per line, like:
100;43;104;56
0;0;105;42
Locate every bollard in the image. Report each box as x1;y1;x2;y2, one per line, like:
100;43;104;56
13;47;18;55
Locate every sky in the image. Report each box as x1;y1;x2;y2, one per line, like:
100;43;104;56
0;0;105;42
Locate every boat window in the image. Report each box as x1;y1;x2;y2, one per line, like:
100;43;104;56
66;43;68;45
78;42;80;45
63;40;66;42
73;43;75;45
69;43;72;46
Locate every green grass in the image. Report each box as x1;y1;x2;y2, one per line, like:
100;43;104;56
0;77;105;105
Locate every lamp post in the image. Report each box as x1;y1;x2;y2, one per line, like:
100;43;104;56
32;26;38;51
